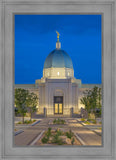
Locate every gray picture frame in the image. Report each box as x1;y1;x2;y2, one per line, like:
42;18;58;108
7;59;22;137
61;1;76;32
0;0;116;160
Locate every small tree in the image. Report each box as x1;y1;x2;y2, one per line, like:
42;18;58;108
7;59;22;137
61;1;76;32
15;88;29;123
97;87;102;117
26;92;38;120
90;86;98;120
80;89;92;118
80;86;102;120
80;96;90;113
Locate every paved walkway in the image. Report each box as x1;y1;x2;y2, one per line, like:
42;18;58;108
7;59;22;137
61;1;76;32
14;118;102;146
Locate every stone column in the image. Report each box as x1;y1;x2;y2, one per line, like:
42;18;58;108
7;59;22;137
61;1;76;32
70;107;73;118
44;107;47;117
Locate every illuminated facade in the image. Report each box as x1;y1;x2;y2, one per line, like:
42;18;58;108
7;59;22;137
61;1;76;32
15;33;101;117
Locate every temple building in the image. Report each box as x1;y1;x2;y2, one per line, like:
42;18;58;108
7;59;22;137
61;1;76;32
15;32;101;117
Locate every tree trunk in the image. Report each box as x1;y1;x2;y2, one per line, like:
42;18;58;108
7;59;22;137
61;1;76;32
95;113;96;120
30;108;31;121
22;116;24;124
94;111;97;123
31;112;32;121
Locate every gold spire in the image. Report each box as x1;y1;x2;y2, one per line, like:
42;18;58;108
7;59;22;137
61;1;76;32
56;31;60;42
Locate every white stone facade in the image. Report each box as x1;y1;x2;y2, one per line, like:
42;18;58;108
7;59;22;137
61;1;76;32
37;78;79;117
15;82;101;117
15;39;101;117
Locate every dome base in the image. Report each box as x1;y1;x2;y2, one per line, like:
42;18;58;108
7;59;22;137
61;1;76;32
43;67;74;79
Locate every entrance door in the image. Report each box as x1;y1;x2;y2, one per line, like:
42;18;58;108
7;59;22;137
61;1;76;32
54;96;63;114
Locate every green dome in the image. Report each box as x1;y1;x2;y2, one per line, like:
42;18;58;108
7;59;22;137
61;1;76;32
44;49;73;69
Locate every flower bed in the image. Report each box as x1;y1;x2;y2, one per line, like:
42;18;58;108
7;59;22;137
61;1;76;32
16;119;36;124
80;118;102;125
35;128;81;146
53;118;66;125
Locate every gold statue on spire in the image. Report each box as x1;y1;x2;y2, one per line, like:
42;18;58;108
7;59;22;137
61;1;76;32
56;31;60;41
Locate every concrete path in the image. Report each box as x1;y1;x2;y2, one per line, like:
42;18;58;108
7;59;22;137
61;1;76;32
14;118;102;146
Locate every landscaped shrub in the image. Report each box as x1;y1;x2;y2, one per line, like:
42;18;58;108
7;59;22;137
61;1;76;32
91;119;96;124
19;119;36;124
56;118;60;124
45;127;52;138
24;120;28;124
84;121;90;124
71;137;75;145
87;119;97;124
41;128;77;145
81;118;85;122
86;118;98;124
61;119;65;124
57;138;64;145
48;127;51;132
56;129;63;136
52;134;64;145
52;134;60;143
17;121;22;124
42;128;52;144
53;119;56;124
24;120;32;124
53;118;65;124
41;136;49;143
45;132;51;138
65;129;73;139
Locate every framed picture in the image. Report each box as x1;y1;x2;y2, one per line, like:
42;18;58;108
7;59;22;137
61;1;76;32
14;14;102;146
0;0;115;160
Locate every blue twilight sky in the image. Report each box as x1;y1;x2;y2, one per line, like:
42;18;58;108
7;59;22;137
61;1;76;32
15;15;102;84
